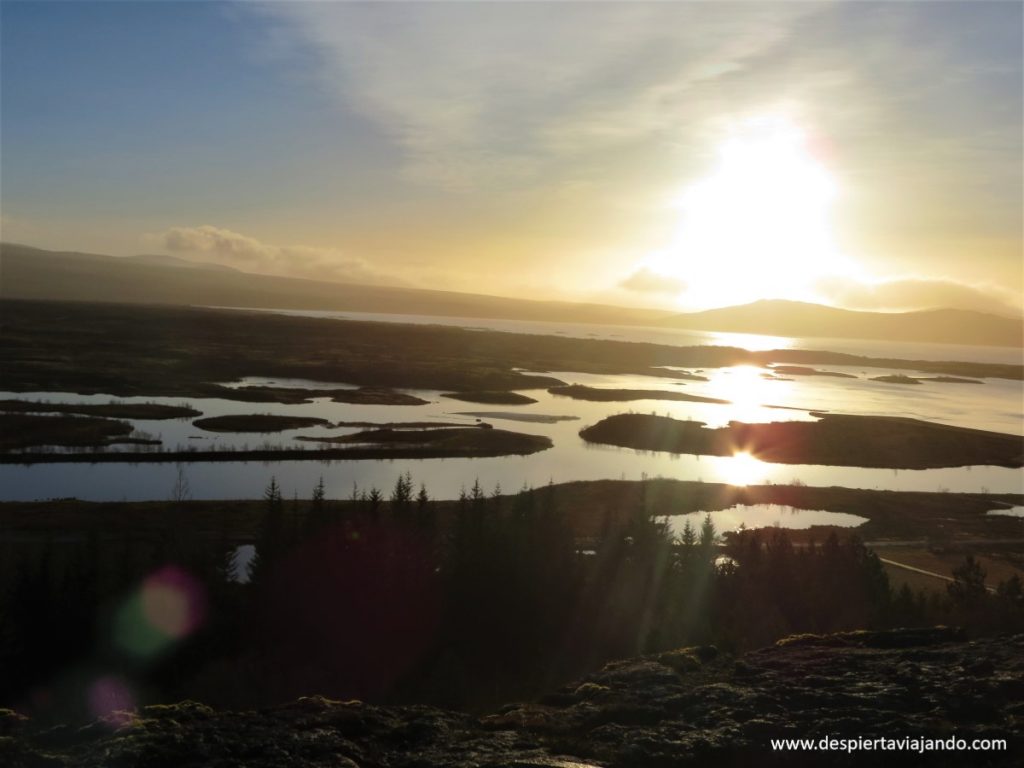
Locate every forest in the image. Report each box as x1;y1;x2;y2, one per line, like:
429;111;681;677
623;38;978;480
2;476;1022;722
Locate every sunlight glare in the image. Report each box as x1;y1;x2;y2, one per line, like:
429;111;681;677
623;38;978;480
706;365;789;423
720;451;768;487
643;113;859;308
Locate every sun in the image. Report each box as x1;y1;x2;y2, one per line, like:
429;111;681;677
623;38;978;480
642;114;859;309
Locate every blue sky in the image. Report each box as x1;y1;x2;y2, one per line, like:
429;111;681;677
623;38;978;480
2;1;1021;312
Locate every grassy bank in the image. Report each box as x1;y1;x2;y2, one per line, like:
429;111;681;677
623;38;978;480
0;426;551;464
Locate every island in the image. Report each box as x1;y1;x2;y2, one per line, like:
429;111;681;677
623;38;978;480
0;399;200;419
0;413;158;451
579;412;1023;469
440;391;538;405
192;415;331;433
549;384;729;404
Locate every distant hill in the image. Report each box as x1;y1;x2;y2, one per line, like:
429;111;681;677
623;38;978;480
0;243;669;327
122;253;241;272
663;299;1022;347
1;243;1020;347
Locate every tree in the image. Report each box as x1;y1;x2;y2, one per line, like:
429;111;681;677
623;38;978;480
391;472;413;517
698;513;717;552
678;519;697;549
367;487;383;517
170;464;191;503
948;555;988;608
416;483;432;529
248;477;285;586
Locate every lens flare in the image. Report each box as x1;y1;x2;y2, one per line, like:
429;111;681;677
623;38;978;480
114;566;206;658
87;676;135;725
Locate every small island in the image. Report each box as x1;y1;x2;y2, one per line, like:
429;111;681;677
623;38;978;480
870;375;984;385
440;391;538;405
298;425;552;457
922;376;984;384
769;365;857;378
1;425;551;463
454;411;579;424
0;413;158;451
215;386;429;405
579;412;1023;469
192;415;331;433
0;399;200;419
870;374;922;385
549;384;728;404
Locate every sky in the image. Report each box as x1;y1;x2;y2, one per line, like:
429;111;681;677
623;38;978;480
1;1;1021;314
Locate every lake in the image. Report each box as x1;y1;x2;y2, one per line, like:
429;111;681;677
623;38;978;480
2;344;1021;501
241;308;1024;365
660;505;870;536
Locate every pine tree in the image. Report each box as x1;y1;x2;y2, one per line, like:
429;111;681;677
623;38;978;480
367;487;383;518
249;477;285;586
416;483;431;527
698;513;717;553
679;519;697;549
948;555;988;607
391;472;413;518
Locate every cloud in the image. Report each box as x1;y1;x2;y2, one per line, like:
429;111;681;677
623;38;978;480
620;267;687;296
249;2;820;191
147;225;401;286
815;275;1022;317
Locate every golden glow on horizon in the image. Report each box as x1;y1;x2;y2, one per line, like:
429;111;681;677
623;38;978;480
707;331;793;352
644;114;861;308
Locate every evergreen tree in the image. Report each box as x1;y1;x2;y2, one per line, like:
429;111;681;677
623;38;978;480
367;487;383;518
391;472;413;518
248;476;285;586
948;555;988;608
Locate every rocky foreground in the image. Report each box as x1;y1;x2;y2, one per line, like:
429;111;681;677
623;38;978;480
3;628;1021;767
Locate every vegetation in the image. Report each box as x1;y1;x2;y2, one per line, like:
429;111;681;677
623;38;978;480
440;391;537;404
1;426;551;463
2;478;1021;543
0;399;200;419
770;365;857;378
924;376;984;384
296;426;550;454
223;386;429;405
2;301;1019;409
581;412;1024;469
870;374;984;385
333;421;465;428
1;476;1020;720
549;384;728;404
870;374;922;385
0;413;155;451
192;415;330;433
453;411;578;423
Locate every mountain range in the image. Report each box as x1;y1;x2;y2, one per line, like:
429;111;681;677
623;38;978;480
1;242;1020;347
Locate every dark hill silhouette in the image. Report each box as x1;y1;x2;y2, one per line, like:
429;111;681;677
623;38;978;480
2;243;1020;346
0;243;670;326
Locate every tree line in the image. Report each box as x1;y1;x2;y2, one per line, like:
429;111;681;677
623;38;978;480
1;475;1022;719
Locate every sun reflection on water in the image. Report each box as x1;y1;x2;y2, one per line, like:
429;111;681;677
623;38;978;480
706;331;793;352
720;451;768;487
704;365;797;422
